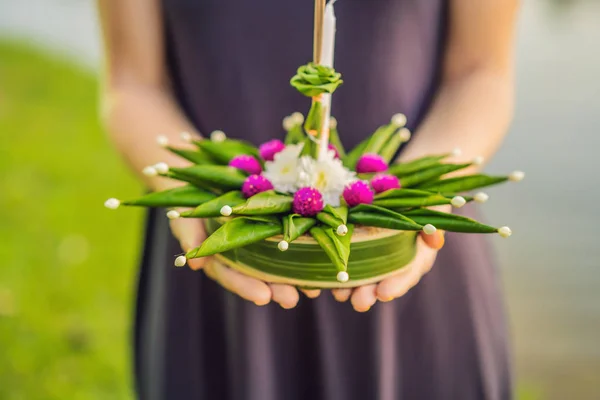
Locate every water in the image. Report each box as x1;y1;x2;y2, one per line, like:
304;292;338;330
1;0;599;397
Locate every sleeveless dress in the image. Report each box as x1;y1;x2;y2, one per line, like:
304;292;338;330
134;1;512;399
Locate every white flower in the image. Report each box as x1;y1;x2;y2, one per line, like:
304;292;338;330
297;150;355;206
263;143;305;193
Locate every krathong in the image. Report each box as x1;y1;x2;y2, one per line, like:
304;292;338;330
105;0;523;288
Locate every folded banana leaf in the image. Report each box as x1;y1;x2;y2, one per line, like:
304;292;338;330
379;131;405;163
316;205;348;229
417;174;508;193
283;214;317;242
388;155;446;177
364;124;397;155
310;225;354;274
400;163;472;187
402;208;498;233
231;191;293;215
122;185;216;208
348;204;423;231
343;138;368;169
373;193;455;208
187;216;282;258
166;146;215;165
195;139;260;164
168;165;247;190
285;124;305;145
180;190;246;218
328;121;346;158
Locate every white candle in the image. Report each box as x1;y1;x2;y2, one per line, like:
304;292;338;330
318;0;337;160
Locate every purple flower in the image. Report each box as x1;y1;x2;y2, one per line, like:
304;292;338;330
259;139;286;161
292;187;324;217
370;174;401;194
229;155;262;175
356;153;388;174
242;175;274;198
343;181;374;207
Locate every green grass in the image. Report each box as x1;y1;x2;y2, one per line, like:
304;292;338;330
0;41;142;399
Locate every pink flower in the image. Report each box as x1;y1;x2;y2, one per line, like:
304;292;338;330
229;155;262;175
370;174;401;194
343;181;374;207
328;144;340;159
242;175;274;198
259;139;286;161
356;153;388;174
293;187;324;217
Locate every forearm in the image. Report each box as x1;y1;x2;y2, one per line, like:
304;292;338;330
399;68;514;169
102;84;199;191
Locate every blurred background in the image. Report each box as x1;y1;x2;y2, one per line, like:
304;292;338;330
1;1;598;399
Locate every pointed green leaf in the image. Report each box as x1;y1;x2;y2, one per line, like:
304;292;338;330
374;188;441;200
231;190;293;215
316;205;348;229
180;191;246;218
283;214;317;242
343;138;369;169
364;124;398;155
122;185;216;208
402;209;498;233
304;100;324;137
195;139;259;164
379;131;405;163
166;146;215;165
349;204;423;230
418;174;509;193
187;216;282;258
388;155;447;177
373;193;454;208
310;225;354;273
400;163;472;187
169;165;246;190
284;124;305;145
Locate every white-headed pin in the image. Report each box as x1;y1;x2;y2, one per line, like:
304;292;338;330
337;271;349;283
166;210;180;220
336;224;348;236
210;130;227;142
498;226;512;238
174;255;187;267
451;196;467;208
474;192;489;203
104;198;120;210
509;170;525;182
156;135;169;147
180;131;193;143
423;224;437;235
278;240;289;252
142;166;158;177
220;205;233;217
391;113;407;127
398;128;411;142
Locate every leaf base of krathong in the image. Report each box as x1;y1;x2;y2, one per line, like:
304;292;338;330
204;218;418;289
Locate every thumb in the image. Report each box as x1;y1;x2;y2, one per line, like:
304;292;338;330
170;217;209;270
419;230;445;250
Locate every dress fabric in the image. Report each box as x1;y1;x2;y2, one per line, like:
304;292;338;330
134;1;513;399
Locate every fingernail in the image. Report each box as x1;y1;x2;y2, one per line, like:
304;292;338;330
356;306;371;313
380;297;393;302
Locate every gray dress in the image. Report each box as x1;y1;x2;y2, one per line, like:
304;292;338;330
134;1;512;399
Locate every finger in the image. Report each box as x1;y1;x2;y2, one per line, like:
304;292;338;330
170;218;209;270
210;261;272;306
271;284;300;309
350;284;377;312
420;230;445;250
300;289;321;299
331;288;352;302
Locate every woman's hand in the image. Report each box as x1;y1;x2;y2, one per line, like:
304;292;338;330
331;222;446;312
169;217;320;308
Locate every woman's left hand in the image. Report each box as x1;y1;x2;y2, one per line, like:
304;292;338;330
331;229;445;312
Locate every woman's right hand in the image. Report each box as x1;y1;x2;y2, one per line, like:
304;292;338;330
169;218;319;308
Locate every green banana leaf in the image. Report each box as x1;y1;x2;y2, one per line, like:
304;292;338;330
403;209;498;233
379;131;405;163
374;188;441;200
187;216;282;258
373;193;455;208
328;121;346;158
364;124;397;155
180;190;246;218
400;163;472;187
316;205;348;229
122;185;216;208
310;225;354;273
285;124;305;145
417;174;508;193
343;138;369;170
168;165;247;190
388;155;447;177
304;100;324;136
194;139;260;164
231;190;293;215
283;214;317;242
348;204;423;231
166;146;215;165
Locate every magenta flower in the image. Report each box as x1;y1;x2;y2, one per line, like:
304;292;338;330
229;155;262;175
370;174;401;194
356;153;388;174
241;175;274;198
343;181;374;207
293;187;324;217
259;139;286;161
